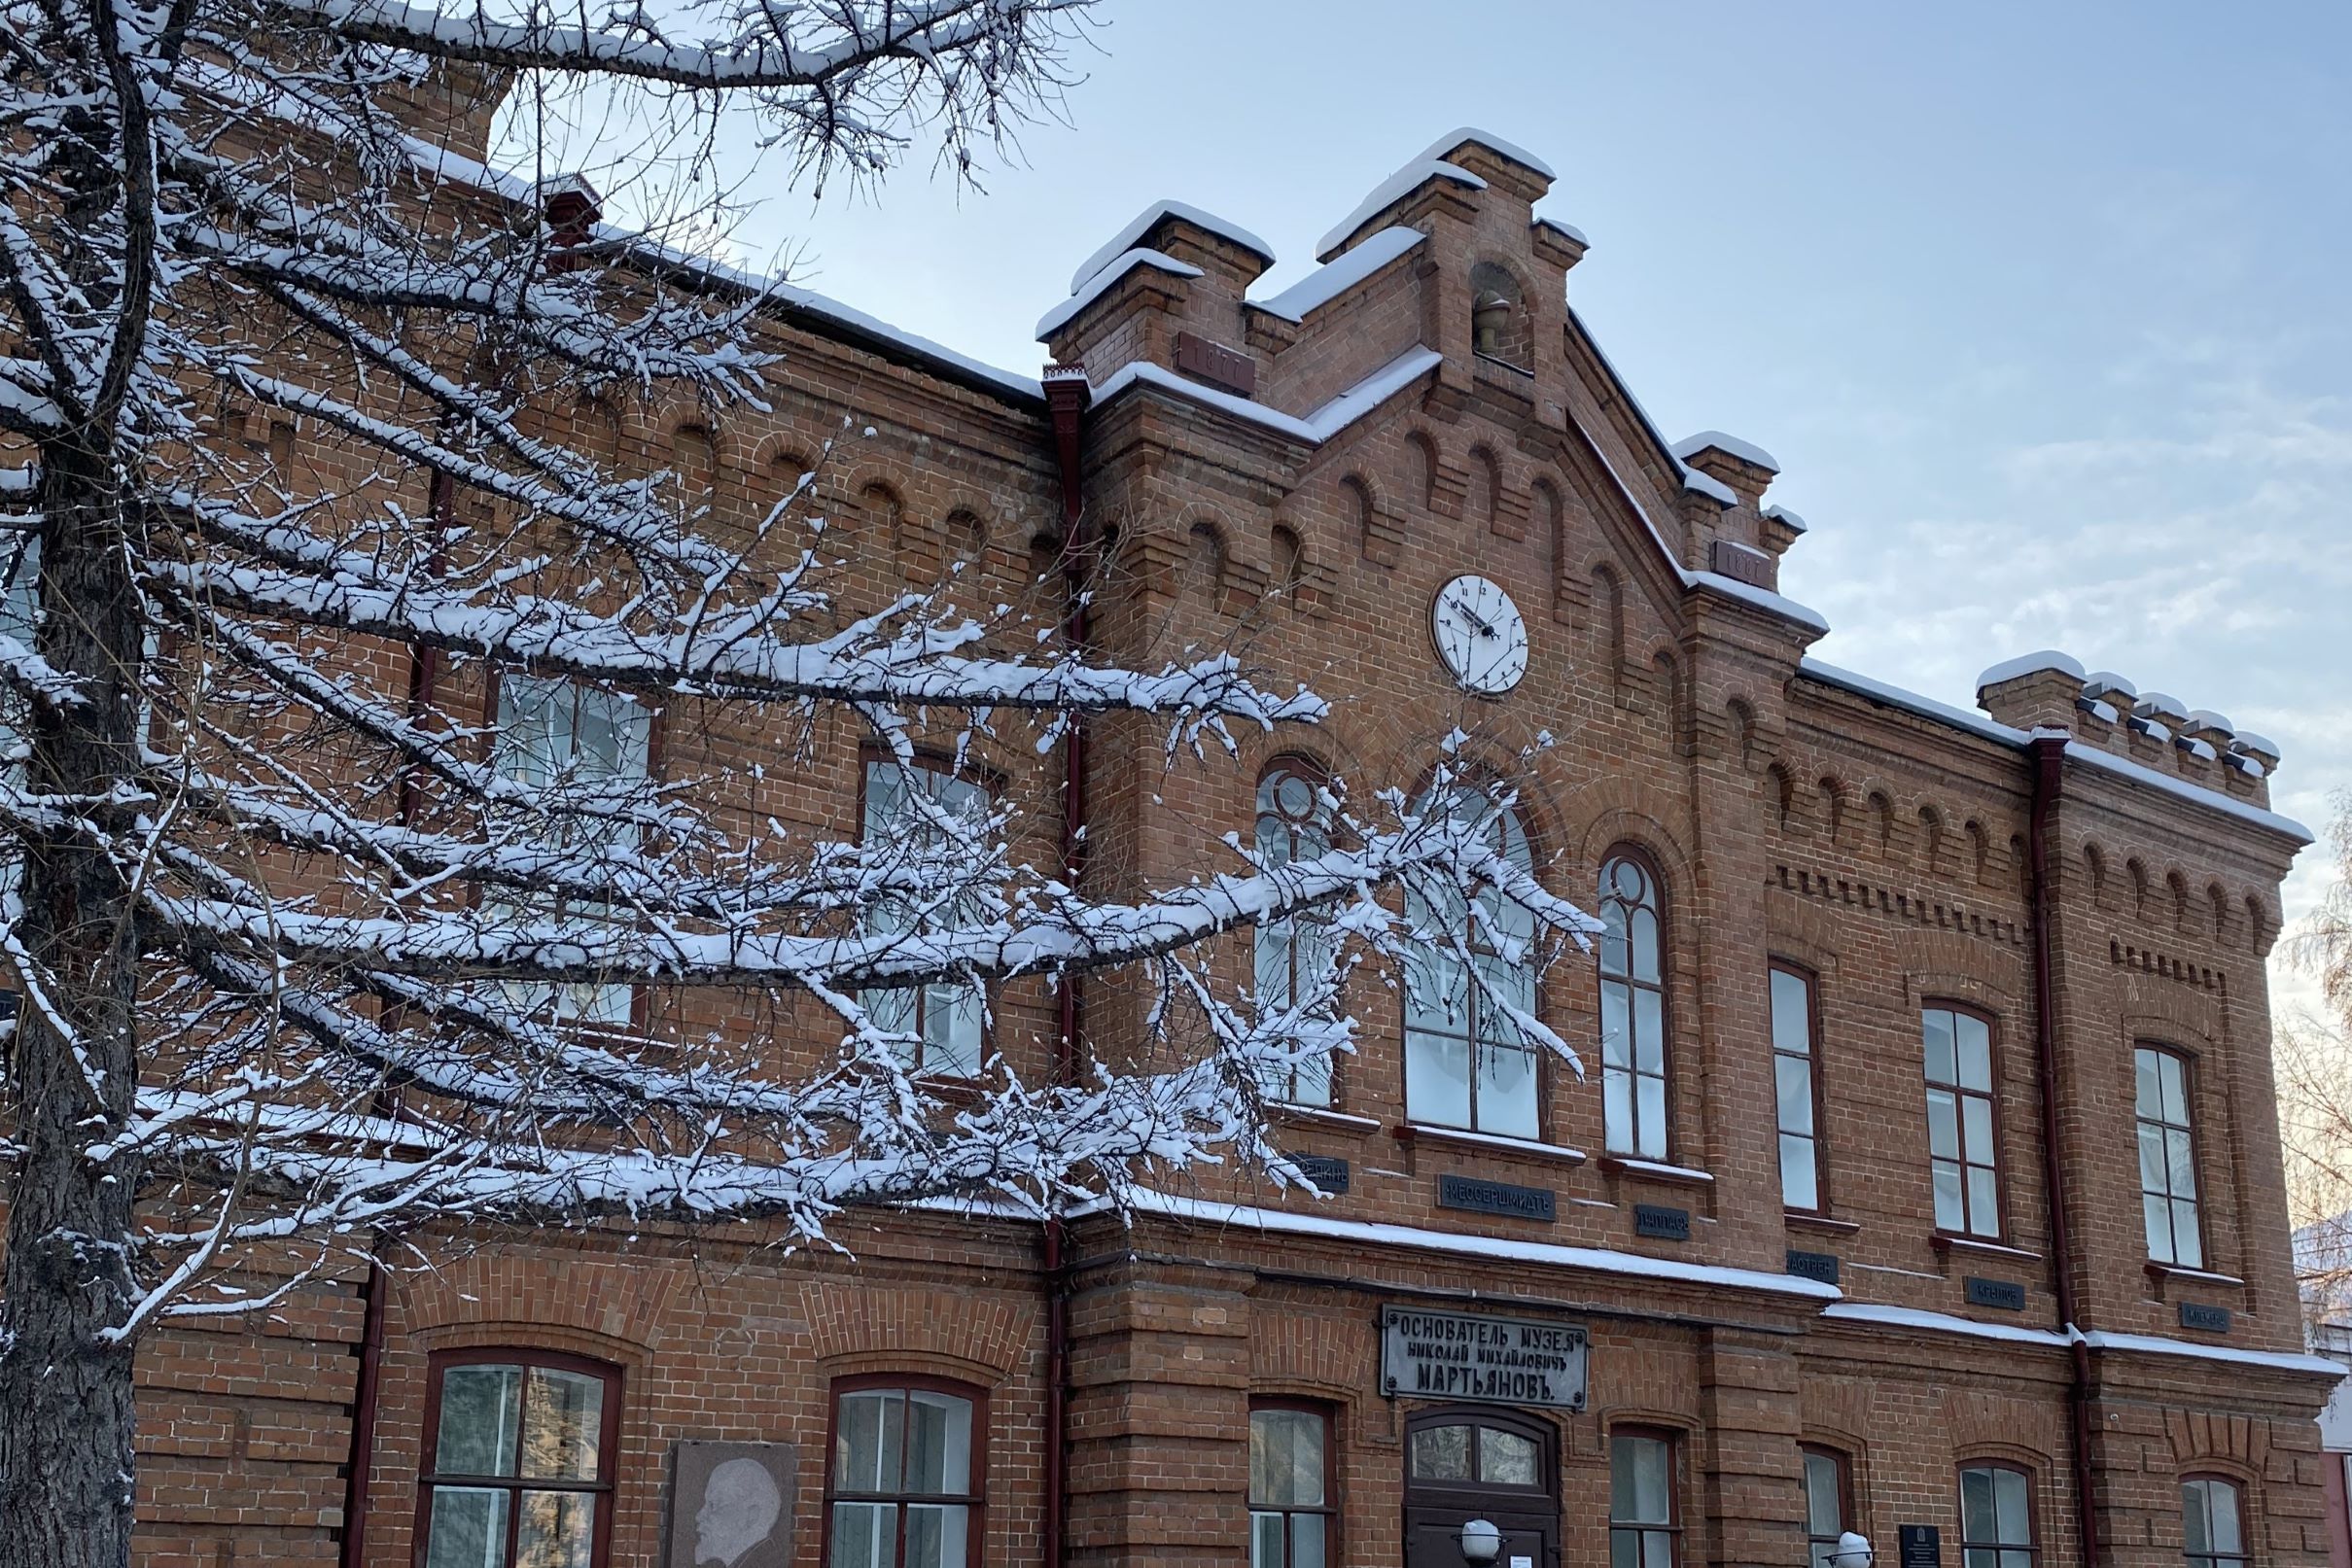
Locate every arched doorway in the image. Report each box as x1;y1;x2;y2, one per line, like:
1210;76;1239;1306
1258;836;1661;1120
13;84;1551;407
1401;1408;1561;1568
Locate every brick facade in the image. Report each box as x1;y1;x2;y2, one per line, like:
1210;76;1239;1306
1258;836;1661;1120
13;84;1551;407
124;128;2334;1568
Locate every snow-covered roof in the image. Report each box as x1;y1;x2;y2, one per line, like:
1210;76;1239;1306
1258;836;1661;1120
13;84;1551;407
1680;464;1738;507
2083;669;2137;699
1317;159;1487;261
1822;1303;2346;1376
1532;214;1589;248
1247;226;1425;324
1565;306;1750;516
1070;199;1276;295
1672;429;1781;474
1088;345;1444;448
2234;730;2282;762
1976;649;2086;691
1416;126;1560;181
1764;503;1809;535
2185;709;2235;735
1036;247;1203;339
2135;691;2190;722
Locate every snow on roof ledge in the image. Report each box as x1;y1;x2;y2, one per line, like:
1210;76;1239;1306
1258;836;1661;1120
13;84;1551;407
1976;650;2086;691
1071;199;1275;295
2083;669;2137;699
1036;247;1203;339
1317;159;1486;261
1764;504;1809;535
1533;214;1590;247
1418;126;1560;182
1248;226;1424;324
1681;465;1738;507
1672;429;1780;474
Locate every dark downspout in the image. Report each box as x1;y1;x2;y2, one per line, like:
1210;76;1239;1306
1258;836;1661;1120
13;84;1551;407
339;466;453;1568
1040;365;1091;1568
2028;733;2099;1568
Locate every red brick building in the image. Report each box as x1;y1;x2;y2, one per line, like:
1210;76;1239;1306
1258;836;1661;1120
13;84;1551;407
132;128;2336;1568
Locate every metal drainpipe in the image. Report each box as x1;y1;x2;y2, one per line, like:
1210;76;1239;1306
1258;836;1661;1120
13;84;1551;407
1040;365;1091;1568
338;466;453;1568
2028;732;2100;1568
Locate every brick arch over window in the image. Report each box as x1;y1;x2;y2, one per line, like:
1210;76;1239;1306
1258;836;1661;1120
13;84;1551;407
2163;1410;2273;1475
800;1282;1035;1380
395;1254;682;1352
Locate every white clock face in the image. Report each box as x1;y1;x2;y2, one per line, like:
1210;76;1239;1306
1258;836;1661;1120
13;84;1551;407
1430;575;1528;695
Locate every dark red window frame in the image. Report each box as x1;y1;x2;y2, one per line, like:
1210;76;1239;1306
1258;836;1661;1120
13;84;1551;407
1248;1397;1338;1568
822;1373;987;1568
414;1347;623;1568
1608;1424;1683;1568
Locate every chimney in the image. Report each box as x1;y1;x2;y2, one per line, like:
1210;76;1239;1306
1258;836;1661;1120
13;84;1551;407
1976;650;2088;731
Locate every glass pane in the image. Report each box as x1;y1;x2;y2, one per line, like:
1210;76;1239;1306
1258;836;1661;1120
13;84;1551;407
1967;1166;2001;1237
1611;858;1647;903
1406;938;1468;1032
1780;1133;1818;1211
2139;1123;2168;1193
1604;1068;1635;1154
830;1501;893;1568
1636;1075;1668;1159
1934;1162;1966;1232
1599;904;1629;978
1923;1010;1957;1085
1771;970;1812;1056
1611;1435;1669;1523
437;1365;523;1478
1956;1014;1993;1092
1612;1530;1638;1568
1292;1043;1334;1108
1291;1512;1326;1568
1992;1469;2028;1543
2172;1201;2203;1268
1804;1452;1843;1534
515;1490;597;1568
2145;1194;2175;1263
905;1503;968;1568
835;1390;903;1492
2181;1480;2211;1553
1600;983;1632;1067
1962;1553;1998;1568
1257;925;1294;1008
2167;1129;2197;1197
1962;1096;1995;1165
2136;1048;2161;1119
2160;1053;2189;1124
2208;1479;2240;1550
425;1486;510;1568
1776;1056;1815;1135
1410;1424;1471;1481
1477;1042;1539;1138
1251;1410;1323;1507
1998;1553;2033;1568
1630;907;1661;983
1251;1511;1284;1568
1927;1090;1960;1160
520;1368;604;1481
1960;1468;1996;1543
1277;772;1316;819
1406;1031;1472;1129
1632;987;1665;1073
1480;1427;1538;1486
905;1390;972;1495
1641;1529;1674;1568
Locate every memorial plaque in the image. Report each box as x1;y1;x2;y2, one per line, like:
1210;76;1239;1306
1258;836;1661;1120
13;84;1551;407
1380;1305;1588;1410
1785;1249;1841;1286
1292;1154;1350;1196
1964;1276;2025;1311
1633;1203;1690;1241
1898;1524;1942;1568
667;1441;796;1568
2179;1301;2232;1334
1437;1173;1555;1222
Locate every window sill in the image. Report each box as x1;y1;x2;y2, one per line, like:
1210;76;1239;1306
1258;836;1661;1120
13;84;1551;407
1392;1123;1588;1167
1273;1104;1383;1136
1785;1212;1862;1236
1597;1156;1714;1188
2144;1261;2244;1289
1932;1233;2042;1264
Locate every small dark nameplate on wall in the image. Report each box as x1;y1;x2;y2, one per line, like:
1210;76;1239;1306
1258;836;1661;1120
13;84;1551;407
1898;1524;1942;1568
1786;1249;1841;1286
1633;1204;1690;1241
2179;1301;2232;1334
1438;1174;1555;1222
1964;1276;2025;1311
1292;1155;1350;1196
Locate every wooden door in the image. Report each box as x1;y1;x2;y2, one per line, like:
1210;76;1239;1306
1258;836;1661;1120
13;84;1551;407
1399;1410;1561;1568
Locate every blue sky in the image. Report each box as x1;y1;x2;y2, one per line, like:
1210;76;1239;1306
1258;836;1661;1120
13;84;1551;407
637;1;2352;1010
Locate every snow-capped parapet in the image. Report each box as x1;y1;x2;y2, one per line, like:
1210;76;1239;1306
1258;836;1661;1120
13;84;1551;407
1317;158;1486;261
1982;658;2287;810
1246;226;1425;324
1672;430;1781;475
1071;199;1275;295
1036;247;1203;339
1763;504;1808;536
1977;649;2087;693
1417;126;1559;182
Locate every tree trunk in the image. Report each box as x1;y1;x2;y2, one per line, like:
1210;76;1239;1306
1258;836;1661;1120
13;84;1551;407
0;441;151;1568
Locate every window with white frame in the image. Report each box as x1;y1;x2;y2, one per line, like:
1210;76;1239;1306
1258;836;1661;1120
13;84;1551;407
1252;763;1336;1107
488;674;651;1031
1599;852;1669;1159
1923;1004;2002;1238
1772;964;1823;1211
1402;785;1538;1137
860;759;990;1078
2178;1477;2245;1568
2136;1044;2204;1269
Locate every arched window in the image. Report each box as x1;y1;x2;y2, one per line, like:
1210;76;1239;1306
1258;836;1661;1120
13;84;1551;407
1923;1004;2003;1239
1598;851;1669;1159
2179;1477;2246;1568
1403;787;1538;1137
416;1349;621;1568
1249;1402;1335;1568
2137;1045;2204;1268
1802;1446;1852;1568
826;1377;984;1568
1957;1463;2036;1568
1254;763;1336;1107
1609;1428;1682;1568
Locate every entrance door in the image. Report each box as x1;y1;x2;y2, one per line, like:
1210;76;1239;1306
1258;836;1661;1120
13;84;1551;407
1401;1409;1561;1568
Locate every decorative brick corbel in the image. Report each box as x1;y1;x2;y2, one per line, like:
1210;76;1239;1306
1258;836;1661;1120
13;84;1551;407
1492;486;1531;541
1361;505;1407;568
1426;457;1470;519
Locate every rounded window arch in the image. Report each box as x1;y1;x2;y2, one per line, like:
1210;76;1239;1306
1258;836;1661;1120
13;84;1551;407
416;1348;623;1568
1402;784;1539;1137
1597;846;1670;1159
2179;1474;2248;1568
1254;759;1337;1107
1404;1405;1557;1493
825;1374;986;1568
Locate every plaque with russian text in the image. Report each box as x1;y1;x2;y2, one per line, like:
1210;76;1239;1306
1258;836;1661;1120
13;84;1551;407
1379;1305;1588;1410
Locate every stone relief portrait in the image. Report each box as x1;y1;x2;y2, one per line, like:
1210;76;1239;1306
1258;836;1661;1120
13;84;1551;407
668;1441;796;1568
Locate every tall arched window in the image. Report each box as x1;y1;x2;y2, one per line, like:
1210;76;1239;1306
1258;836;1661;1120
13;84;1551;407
2136;1044;2204;1268
1598;851;1669;1159
1403;787;1538;1137
1254;763;1336;1107
416;1349;621;1568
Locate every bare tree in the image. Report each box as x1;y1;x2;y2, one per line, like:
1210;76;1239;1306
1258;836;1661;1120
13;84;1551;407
0;0;1597;1558
2283;794;2352;1332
